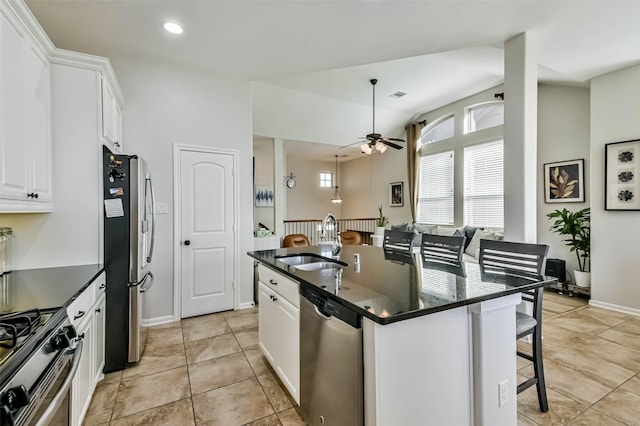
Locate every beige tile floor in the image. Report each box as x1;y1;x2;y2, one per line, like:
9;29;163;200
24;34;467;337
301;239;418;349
82;291;640;425
82;308;305;425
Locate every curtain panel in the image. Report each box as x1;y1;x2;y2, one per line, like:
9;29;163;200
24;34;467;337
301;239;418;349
405;122;425;222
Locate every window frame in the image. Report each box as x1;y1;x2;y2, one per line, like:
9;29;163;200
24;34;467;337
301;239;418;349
464;101;504;134
420;113;455;146
319;172;333;188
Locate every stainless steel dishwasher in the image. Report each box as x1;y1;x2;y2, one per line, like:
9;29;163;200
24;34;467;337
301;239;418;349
300;284;363;426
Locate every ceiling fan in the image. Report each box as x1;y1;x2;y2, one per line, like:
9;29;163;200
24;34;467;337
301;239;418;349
340;78;405;154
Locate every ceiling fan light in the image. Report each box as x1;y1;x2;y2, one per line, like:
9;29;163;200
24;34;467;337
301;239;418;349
375;141;387;153
361;143;373;155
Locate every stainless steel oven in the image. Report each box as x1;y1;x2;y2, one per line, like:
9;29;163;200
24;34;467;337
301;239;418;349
0;311;81;426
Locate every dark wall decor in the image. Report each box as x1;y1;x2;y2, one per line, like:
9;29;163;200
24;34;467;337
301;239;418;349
605;139;640;210
544;159;585;203
389;182;404;207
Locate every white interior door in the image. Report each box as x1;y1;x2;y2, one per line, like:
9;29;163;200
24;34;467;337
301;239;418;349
179;148;236;318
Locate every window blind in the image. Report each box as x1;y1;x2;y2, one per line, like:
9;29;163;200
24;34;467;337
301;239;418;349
464;140;504;228
417;151;454;224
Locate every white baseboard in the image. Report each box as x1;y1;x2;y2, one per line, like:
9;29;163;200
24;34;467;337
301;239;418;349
238;301;256;310
142;315;176;327
589;299;640;317
164;302;257;324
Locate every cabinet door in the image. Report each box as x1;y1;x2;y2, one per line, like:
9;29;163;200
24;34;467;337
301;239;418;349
25;40;52;202
101;78;115;144
258;282;278;365
72;314;95;426
93;293;106;384
101;78;123;153
274;295;300;404
0;9;28;200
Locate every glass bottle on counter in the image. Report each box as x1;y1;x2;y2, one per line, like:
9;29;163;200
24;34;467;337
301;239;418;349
0;227;14;275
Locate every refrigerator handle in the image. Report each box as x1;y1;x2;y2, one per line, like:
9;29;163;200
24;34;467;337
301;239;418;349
146;175;156;263
140;272;154;293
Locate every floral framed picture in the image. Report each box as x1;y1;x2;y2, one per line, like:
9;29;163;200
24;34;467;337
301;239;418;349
605;139;640;211
389;182;404;207
543;159;585;203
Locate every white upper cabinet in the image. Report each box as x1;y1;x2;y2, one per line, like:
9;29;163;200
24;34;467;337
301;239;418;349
0;2;52;212
101;76;123;153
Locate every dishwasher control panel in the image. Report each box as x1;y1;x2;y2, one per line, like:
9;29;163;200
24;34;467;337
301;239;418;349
300;285;361;328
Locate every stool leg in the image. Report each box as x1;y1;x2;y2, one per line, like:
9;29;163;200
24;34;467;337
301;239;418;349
532;327;548;412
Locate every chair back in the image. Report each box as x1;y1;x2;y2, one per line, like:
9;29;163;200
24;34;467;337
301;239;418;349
383;230;415;251
479;239;549;276
340;230;363;245
420;234;466;266
282;233;310;248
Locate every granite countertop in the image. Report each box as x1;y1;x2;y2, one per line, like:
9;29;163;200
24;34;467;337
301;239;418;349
248;245;557;325
0;264;104;313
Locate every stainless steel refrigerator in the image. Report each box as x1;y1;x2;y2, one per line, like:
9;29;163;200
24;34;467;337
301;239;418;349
102;146;156;372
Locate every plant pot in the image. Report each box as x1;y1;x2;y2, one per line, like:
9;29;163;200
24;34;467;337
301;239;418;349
574;270;591;287
375;226;386;236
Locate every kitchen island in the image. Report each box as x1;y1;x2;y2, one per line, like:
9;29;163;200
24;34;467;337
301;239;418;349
249;245;556;426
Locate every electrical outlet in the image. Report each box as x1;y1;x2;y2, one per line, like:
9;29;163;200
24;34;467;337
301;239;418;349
498;380;508;407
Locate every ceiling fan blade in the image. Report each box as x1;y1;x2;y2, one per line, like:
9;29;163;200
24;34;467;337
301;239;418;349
384;137;406;142
383;141;404;150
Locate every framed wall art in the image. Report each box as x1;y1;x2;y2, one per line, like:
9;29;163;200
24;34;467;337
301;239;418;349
389;182;404;207
255;184;274;207
543;159;585;203
605;139;640;211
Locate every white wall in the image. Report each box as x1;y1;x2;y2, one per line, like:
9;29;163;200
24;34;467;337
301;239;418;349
253;138;275;230
108;54;254;319
537;84;590;277
341;149;411;225
590;64;640;313
285;156;342;220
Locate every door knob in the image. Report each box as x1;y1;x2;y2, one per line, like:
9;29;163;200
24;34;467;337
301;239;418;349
184;240;191;246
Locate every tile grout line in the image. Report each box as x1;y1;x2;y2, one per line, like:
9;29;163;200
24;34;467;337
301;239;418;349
181;318;198;426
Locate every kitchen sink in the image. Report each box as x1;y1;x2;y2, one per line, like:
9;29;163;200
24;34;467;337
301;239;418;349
274;253;347;269
295;262;343;271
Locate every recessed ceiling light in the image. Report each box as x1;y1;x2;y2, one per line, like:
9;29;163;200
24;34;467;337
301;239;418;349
163;22;183;35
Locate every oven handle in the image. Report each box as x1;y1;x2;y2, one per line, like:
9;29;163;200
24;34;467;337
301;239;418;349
34;340;83;426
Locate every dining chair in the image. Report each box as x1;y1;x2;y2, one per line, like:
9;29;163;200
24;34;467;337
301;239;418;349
382;230;415;251
478;239;550;412
340;230;363;245
282;234;310;248
420;234;466;266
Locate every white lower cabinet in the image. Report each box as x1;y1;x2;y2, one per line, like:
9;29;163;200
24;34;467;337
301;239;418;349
72;312;94;426
68;271;106;426
93;293;106;384
257;266;300;404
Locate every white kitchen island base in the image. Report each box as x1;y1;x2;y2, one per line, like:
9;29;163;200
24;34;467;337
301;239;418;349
363;293;521;426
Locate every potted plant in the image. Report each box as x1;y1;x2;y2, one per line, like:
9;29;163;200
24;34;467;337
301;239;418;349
375;206;389;235
546;207;590;287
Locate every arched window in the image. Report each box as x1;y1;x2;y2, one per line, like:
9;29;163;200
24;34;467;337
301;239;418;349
420;114;455;145
465;101;504;133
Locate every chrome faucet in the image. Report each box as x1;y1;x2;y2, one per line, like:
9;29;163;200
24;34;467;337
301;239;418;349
321;213;342;256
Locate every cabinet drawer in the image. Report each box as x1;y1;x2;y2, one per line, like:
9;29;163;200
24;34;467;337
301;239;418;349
67;281;96;328
257;264;299;307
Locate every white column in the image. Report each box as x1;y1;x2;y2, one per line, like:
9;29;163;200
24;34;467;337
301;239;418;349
468;293;522;426
503;32;538;242
274;138;285;237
